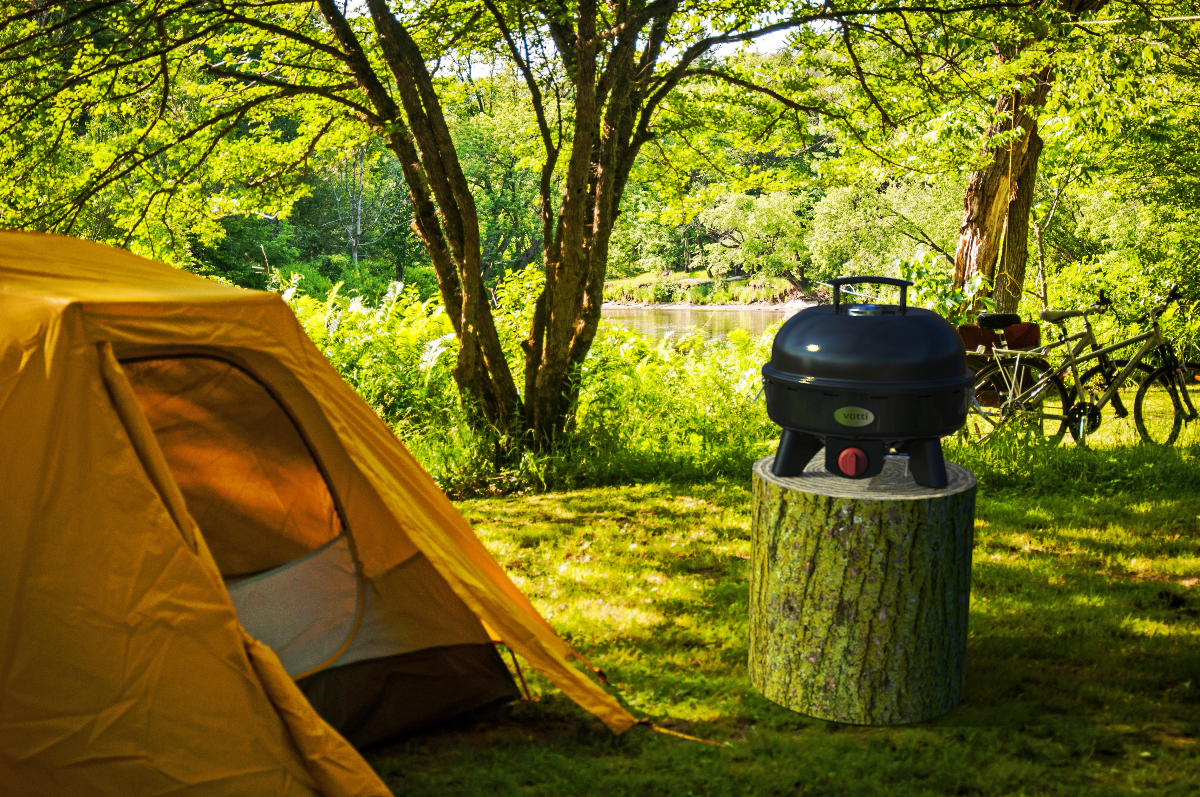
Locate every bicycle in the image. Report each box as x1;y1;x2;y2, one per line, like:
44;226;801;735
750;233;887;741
965;289;1198;445
1032;290;1147;443
964;297;1122;443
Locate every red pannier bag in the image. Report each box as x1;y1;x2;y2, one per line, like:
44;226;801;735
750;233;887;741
1002;322;1040;350
957;324;1002;354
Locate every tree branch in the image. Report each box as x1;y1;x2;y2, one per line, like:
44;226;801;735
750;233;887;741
202;65;377;122
840;19;894;129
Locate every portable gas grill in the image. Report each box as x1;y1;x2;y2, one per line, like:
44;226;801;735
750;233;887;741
762;277;972;488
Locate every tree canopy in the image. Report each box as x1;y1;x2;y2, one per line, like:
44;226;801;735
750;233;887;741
4;0;1199;445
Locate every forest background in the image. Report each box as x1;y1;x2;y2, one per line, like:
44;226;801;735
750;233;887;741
3;0;1200;494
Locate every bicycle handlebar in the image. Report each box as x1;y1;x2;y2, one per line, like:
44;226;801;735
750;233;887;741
1132;286;1181;326
1048;287;1178;328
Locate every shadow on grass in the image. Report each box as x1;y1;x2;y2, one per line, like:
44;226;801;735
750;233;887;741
371;468;1199;795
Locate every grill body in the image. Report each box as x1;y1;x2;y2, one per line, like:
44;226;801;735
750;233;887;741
763;277;972;488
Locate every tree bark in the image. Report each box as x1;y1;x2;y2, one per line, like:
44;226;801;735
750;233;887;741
515;1;676;448
953;68;1051;297
361;0;522;434
953;1;1108;307
992;130;1043;313
749;456;977;724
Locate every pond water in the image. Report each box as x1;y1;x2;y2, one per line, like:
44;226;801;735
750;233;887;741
600;304;808;342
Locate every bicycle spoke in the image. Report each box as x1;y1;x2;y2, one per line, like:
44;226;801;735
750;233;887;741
966;359;1068;444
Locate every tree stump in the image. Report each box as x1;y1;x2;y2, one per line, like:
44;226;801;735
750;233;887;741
749;454;977;725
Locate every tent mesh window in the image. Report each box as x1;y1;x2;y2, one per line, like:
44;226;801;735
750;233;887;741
122;355;343;576
121;354;519;745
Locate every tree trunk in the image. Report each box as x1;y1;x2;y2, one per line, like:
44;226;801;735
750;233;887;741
953;1;1108;305
953;68;1051;296
749;456;977;724
519;1;649;450
321;0;810;452
992;130;1043;313
352;0;521;437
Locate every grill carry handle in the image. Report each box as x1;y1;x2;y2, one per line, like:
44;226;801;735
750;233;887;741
831;276;912;315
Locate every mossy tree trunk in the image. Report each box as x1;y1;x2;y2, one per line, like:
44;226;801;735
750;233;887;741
749;457;977;725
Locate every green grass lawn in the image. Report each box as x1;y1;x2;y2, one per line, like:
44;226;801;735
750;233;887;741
368;452;1200;796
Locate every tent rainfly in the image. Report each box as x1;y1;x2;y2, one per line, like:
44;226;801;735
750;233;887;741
0;232;636;797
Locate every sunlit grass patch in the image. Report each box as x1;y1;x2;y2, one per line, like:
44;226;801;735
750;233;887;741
368;475;1200;795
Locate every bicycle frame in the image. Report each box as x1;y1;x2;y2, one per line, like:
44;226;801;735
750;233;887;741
1072;330;1161;410
989;327;1160;414
1027;309;1131;391
1020;325;1096;387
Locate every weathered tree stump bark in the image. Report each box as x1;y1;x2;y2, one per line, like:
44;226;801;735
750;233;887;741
749;454;977;725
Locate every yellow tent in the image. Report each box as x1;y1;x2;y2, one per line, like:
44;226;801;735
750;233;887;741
0;232;635;797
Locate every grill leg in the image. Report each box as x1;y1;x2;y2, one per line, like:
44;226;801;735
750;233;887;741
903;438;948;489
771;429;822;477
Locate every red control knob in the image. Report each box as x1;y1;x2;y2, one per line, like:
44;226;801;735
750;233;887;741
837;447;868;477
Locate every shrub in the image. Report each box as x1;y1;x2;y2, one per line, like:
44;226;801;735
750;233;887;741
897;250;992;325
285;275;779;494
287;278;459;430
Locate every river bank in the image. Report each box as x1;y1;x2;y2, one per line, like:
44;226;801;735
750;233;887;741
603;271;813;306
601;297;817;312
600;298;817;340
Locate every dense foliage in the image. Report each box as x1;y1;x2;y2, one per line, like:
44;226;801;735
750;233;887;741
20;0;1025;450
287;274;778;496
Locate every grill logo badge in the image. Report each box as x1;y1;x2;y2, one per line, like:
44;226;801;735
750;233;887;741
834;406;875;427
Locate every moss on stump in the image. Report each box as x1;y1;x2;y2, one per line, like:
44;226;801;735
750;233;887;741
750;454;977;725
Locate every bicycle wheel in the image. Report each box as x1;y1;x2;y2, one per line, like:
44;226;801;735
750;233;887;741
1133;366;1183;445
966;359;1070;443
1074;361;1153;445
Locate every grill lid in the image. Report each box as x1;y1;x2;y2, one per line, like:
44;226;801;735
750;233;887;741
766;277;968;386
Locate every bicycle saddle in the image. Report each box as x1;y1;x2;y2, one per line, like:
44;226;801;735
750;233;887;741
1040;309;1086;322
977;312;1022;330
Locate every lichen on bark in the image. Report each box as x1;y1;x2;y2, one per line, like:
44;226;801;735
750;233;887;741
749;456;977;724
